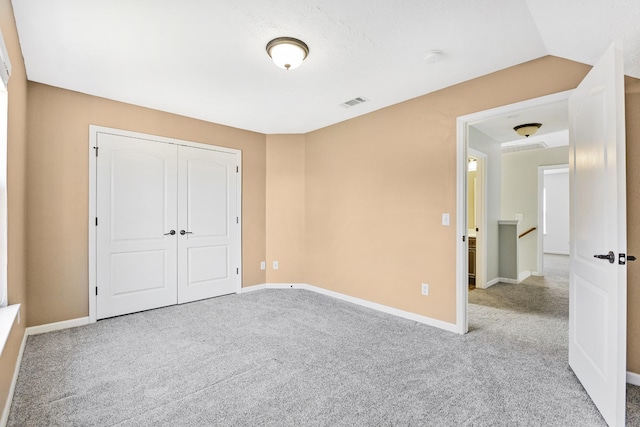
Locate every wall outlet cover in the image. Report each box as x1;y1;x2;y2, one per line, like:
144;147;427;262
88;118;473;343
421;283;429;295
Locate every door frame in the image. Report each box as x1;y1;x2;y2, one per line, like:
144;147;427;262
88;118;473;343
537;164;569;275
88;125;243;323
467;148;487;289
455;90;572;334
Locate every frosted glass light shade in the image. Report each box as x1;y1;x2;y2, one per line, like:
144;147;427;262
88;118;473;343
513;123;542;138
266;37;309;70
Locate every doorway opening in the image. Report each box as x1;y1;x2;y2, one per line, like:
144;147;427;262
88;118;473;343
455;90;572;333
537;165;569;276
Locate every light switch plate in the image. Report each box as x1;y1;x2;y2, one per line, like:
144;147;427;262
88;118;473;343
442;213;450;226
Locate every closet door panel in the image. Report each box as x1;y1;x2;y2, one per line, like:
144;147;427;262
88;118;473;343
178;146;238;303
96;133;178;319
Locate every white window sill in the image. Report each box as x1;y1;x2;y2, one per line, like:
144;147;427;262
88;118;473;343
0;304;20;356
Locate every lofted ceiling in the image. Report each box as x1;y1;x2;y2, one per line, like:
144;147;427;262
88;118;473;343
10;0;640;134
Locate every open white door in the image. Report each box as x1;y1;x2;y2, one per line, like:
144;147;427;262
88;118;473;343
569;43;626;426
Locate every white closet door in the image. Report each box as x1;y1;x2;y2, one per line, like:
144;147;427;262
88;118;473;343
96;133;178;319
177;145;238;303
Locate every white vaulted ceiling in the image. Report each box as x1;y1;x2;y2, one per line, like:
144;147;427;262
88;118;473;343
10;0;640;134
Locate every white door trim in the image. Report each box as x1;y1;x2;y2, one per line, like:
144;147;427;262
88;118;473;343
455;90;572;334
468;148;487;289
88;125;242;323
537;164;569;275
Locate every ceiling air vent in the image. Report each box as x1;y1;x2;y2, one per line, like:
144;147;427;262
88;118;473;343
501;141;548;153
341;97;368;108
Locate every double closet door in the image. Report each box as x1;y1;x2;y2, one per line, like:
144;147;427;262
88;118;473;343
95;132;240;320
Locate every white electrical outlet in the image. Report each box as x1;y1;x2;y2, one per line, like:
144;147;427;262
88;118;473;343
515;213;524;221
273;261;279;270
260;261;266;270
442;213;450;226
421;283;429;296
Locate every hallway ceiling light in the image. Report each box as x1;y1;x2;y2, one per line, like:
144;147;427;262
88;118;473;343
468;158;477;172
266;37;309;70
513;123;542;138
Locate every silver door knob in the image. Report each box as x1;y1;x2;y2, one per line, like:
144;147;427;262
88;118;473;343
180;230;193;235
164;230;176;236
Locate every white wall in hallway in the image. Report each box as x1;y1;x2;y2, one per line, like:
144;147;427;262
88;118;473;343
543;170;569;255
501;146;568;274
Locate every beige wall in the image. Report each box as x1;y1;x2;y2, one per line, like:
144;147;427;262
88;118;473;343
266;134;306;283
501;146;569;274
0;0;28;414
26;83;267;326
625;76;640;373
305;56;591;324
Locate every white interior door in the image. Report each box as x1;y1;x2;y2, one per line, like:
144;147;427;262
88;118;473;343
569;43;627;427
96;133;178;319
177;146;239;303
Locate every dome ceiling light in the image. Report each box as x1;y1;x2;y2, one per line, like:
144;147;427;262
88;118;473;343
513;123;542;138
266;37;309;70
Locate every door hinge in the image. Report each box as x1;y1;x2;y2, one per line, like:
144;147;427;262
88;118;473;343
93;146;99;157
95;217;98;226
236;217;239;224
236;166;239;173
463;235;466;242
236;268;239;275
95;287;98;296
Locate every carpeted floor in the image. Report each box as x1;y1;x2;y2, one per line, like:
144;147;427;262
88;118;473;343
7;255;639;425
469;254;640;426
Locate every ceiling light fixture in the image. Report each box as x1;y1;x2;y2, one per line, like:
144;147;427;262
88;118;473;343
266;37;309;70
513;123;542;138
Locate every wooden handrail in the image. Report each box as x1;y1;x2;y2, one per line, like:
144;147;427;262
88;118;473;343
519;227;537;239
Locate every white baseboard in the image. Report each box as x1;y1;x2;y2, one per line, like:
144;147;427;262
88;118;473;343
498;277;519;284
1;330;27;427
25;317;90;336
627;371;640;386
239;284;266;293
265;283;303;290
532;271;542;277
484;278;500;288
518;271;532;283
253;283;458;334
